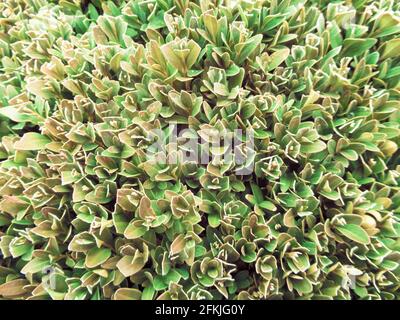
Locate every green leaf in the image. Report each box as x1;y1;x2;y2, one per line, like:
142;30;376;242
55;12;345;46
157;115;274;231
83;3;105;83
21;257;50;274
250;183;264;204
88;4;99;20
153;275;168;291
97;15;127;45
0;279;28;298
258;201;277;211
380;259;399;271
268;48;290;71
124;221;147;239
203;14;218;43
114;288;141;300
141;286;155;300
292;278;313;294
380;38;400;60
236;34;262;65
340;149;359;161
186;40;201;69
342;38;377;57
116;255;146;277
164;269;181;284
336;224;370;244
208;214;221;228
0;106;40;123
329;22;342;48
14;132;51;151
374;25;400;38
384;66;400;79
161;44;184;72
85;247;112;268
277;193;297;208
300;141;326;154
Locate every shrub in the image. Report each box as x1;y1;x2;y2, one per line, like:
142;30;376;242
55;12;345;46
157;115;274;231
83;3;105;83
0;0;399;300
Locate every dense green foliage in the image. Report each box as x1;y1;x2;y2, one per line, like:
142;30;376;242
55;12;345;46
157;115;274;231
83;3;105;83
0;0;399;300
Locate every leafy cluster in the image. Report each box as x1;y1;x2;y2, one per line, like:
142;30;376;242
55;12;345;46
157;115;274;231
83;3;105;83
0;0;400;300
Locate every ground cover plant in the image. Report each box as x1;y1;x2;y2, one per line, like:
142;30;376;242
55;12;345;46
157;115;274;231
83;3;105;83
0;0;399;300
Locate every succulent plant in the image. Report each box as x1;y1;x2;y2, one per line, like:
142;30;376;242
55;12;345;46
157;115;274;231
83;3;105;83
0;0;399;301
